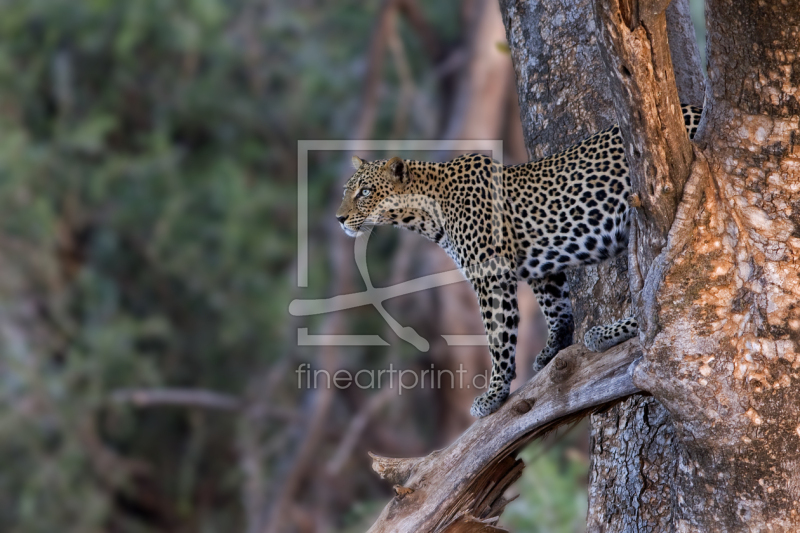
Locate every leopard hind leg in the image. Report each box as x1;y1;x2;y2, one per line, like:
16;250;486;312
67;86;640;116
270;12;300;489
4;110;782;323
529;272;575;372
584;316;638;352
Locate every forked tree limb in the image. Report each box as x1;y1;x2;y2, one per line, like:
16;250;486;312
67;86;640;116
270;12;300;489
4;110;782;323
591;0;695;342
366;339;642;532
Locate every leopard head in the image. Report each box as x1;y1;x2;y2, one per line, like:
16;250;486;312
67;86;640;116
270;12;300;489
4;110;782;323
335;156;411;237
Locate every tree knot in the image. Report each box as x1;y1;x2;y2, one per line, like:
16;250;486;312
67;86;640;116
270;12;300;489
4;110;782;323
512;398;536;414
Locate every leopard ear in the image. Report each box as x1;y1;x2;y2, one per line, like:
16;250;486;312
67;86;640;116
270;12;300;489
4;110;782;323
351;155;364;170
386;156;409;184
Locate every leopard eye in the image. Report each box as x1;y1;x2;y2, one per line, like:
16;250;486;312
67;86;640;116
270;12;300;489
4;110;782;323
360;189;371;198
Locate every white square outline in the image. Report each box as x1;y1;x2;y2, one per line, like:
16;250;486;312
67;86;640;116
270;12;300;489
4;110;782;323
296;139;504;347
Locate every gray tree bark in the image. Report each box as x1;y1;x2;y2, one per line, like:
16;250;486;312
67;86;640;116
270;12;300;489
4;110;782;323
502;0;800;529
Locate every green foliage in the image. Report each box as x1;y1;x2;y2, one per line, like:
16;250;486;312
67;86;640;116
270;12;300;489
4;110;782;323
501;429;589;533
0;0;599;531
0;0;366;530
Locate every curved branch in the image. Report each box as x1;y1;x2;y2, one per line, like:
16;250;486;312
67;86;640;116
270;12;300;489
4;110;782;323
111;388;241;411
367;339;643;532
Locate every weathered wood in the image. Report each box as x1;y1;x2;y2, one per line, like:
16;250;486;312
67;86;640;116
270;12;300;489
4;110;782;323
366;339;642;532
592;0;695;342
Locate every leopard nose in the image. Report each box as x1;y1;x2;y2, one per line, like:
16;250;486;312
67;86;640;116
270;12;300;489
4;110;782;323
336;215;347;224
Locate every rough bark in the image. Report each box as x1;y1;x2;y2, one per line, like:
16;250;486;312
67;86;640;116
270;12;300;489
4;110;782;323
584;0;800;529
499;0;618;161
587;394;678;532
627;1;800;529
366;340;643;532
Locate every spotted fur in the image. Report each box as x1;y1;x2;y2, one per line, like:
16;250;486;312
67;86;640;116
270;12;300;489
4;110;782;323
336;106;702;417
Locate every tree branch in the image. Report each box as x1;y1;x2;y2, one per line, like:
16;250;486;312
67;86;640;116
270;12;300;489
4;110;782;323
111;388;241;411
366;339;642;532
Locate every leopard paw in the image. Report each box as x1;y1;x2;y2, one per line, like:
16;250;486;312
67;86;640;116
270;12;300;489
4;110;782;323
470;387;510;418
532;345;560;373
584;316;638;352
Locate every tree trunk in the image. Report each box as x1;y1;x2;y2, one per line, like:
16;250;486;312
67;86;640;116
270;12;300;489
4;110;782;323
627;0;800;528
501;0;800;529
503;0;800;529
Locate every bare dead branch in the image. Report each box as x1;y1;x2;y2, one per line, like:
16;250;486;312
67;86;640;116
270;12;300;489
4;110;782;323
366;339;642;532
397;0;443;62
111;388;241;411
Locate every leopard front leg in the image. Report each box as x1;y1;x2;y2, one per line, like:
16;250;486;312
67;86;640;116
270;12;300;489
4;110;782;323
469;271;519;418
529;272;574;372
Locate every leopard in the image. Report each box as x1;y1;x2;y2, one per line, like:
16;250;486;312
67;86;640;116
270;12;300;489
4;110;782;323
335;105;702;417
